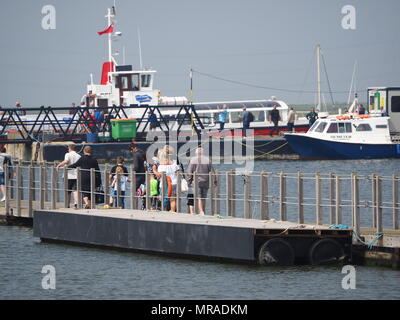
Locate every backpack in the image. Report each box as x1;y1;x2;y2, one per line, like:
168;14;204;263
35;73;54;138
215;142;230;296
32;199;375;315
248;112;254;122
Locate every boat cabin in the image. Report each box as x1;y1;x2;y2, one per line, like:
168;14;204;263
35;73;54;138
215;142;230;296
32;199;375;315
368;87;400;133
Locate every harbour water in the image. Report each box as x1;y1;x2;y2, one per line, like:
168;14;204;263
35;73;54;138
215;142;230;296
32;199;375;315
1;159;400;300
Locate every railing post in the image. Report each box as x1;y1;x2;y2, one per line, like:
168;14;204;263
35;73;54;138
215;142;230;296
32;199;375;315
5;165;10;216
209;171;214;215
44;162;49;202
104;164;110;207
226;171;232;217
39;165;45;210
260;172;268;220
90;168;95;209
63;167;69;208
116;171;121;208
244;174;251;219
393;174;398;230
77;168;82;209
161;172;166;211
376;175;383;246
145;171;150;210
352;173;360;234
335;175;342;224
231;170;236;217
215;171;220;215
28;165;34;218
315;172;322;225
51;166;57;210
372;174;377;229
176;171;182;213
16;164;21;216
193;172;198;214
298;172;304;224
130;170;137;210
279;171;286;221
329;173;335;225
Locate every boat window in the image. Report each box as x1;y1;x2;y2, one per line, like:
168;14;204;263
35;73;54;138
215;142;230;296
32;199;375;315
314;122;327;133
132;74;139;91
121;76;129;89
141;75;151;88
308;120;320;132
356;123;372;132
391;96;400;112
327;123;338;133
338;123;346;133
345;122;352;133
256;111;265;121
230;112;241;123
376;124;388;129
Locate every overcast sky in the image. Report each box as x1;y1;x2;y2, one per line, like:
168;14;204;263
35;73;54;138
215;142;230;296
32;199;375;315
0;0;399;107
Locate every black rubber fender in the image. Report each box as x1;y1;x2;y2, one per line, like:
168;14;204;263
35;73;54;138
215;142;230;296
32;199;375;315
309;238;345;265
257;238;295;266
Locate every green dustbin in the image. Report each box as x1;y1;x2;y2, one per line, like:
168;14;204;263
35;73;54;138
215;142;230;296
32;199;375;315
111;119;137;140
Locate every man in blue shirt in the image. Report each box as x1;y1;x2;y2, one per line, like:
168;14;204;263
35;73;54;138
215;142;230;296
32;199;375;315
241;106;254;138
218;104;228;132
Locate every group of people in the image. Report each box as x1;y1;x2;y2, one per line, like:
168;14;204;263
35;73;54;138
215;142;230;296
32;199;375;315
56;143;216;215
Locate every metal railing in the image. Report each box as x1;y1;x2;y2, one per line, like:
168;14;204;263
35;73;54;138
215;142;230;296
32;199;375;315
2;162;399;233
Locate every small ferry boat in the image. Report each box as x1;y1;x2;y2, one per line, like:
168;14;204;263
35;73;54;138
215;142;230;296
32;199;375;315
284;87;400;159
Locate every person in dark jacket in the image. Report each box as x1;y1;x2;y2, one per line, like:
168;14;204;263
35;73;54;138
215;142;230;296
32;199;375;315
268;104;281;136
68;146;101;209
129;143;145;190
241;107;253;138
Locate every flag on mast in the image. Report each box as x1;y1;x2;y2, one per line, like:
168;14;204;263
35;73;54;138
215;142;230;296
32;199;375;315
97;23;114;35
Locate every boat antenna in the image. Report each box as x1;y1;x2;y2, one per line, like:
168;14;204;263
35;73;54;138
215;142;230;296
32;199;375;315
137;27;143;69
320;49;335;109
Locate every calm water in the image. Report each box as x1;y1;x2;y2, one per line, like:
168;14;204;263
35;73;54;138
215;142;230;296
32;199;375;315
1;159;400;300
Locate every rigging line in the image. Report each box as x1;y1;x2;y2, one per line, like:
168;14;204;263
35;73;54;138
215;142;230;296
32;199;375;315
192;69;353;95
320;51;336;107
297;50;316;102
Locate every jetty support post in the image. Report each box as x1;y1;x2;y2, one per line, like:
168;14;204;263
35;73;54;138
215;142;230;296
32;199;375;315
176;172;181;213
215;170;220;216
104;164;110;208
209;171;215;216
145;171;150;210
260;171;268;220
372;174;377;229
161;172;166;212
393;174;399;230
193;172;198;214
279;171;287;221
226;171;232;216
117;171;122;208
297;172;304;224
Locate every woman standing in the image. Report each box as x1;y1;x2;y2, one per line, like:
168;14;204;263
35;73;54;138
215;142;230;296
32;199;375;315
154;146;180;212
68;146;101;209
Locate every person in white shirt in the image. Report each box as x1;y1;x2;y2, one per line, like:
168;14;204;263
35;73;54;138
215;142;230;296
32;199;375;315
56;144;81;209
0;147;15;202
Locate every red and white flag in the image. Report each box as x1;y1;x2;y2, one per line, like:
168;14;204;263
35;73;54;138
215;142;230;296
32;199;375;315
97;23;114;35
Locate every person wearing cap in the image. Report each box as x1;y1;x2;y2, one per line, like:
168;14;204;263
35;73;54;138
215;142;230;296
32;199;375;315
15;101;26;116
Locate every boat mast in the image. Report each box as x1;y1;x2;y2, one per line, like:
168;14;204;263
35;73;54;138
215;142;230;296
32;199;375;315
106;7;116;80
316;44;321;111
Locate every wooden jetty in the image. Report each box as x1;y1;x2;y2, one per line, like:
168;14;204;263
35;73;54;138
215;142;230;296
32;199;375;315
1;163;399;267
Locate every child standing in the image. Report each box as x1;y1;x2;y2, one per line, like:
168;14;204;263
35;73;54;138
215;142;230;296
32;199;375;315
111;166;129;208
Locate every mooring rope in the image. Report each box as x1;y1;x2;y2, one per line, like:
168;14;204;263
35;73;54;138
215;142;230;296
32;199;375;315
352;230;384;250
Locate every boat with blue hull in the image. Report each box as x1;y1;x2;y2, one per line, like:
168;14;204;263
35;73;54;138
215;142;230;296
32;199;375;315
285;113;400;160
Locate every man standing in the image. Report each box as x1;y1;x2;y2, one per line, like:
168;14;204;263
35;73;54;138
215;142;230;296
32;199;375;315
0;147;14;202
241;107;253;138
306;108;319;127
287;107;296;133
357;104;366;115
56;144;81;209
218;104;228;133
186;147;217;215
129;143;146;191
268;104;281;136
15;101;26;116
148;111;158;131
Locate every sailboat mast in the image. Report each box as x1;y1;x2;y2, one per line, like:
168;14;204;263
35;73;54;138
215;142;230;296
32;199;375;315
316;44;321;111
107;8;113;68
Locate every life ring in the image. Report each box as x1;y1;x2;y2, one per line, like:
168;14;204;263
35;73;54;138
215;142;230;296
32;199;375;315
258;238;295;266
357;115;371;119
336;115;350;120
